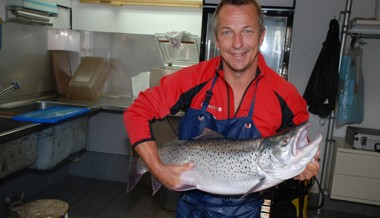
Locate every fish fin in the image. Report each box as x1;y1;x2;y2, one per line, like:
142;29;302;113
193;128;225;139
172;184;197;192
152;176;195;195
239;177;266;201
126;153;144;193
169;170;198;192
152;176;162;195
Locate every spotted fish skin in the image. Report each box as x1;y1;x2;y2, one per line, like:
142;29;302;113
127;122;322;196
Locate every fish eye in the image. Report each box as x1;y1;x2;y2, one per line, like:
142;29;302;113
283;137;289;144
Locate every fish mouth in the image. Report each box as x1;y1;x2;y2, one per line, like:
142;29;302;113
293;122;310;157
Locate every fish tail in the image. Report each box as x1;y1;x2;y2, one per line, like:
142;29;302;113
126;152;144;193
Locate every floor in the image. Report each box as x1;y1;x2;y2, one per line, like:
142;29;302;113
30;176;379;218
33;176;175;218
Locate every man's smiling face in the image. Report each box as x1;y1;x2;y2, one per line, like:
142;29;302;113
215;4;266;74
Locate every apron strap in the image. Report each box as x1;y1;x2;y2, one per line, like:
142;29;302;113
246;80;260;124
201;74;219;112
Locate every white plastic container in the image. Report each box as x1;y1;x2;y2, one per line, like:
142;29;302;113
68;56;112;100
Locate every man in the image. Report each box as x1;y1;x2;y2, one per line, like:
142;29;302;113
124;0;320;217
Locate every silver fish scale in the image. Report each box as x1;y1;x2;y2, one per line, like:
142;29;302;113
258;146;275;169
158;139;264;180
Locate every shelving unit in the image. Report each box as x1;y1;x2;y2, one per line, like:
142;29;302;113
350;22;380;38
318;0;380;214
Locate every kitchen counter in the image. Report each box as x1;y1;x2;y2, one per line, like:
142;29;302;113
52;95;184;115
0;93;184;143
0;95;133;142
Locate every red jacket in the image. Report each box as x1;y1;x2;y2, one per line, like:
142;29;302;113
124;54;309;147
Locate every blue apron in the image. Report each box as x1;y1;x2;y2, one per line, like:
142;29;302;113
176;74;263;218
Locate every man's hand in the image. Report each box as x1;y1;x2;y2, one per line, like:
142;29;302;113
152;162;194;190
293;149;320;181
134;141;194;190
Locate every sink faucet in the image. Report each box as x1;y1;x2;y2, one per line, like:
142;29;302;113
0;81;21;96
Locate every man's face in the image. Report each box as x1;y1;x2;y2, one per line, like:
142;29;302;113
215;4;265;73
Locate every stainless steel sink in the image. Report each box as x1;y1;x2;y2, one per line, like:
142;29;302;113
0;100;87;142
0;101;86;117
0;117;32;132
0;100;90;177
0;116;39;143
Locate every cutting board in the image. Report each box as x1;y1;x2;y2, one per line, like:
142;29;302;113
12;106;90;123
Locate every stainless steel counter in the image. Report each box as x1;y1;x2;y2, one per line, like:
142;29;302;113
53;95;184;116
53;95;135;112
0;93;185;143
0;95;134;143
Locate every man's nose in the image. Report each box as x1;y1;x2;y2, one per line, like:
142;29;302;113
232;34;243;49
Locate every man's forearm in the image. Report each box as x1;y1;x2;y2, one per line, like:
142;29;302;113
134;141;164;173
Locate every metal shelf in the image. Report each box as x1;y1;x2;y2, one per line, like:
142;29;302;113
349;23;380;39
5;6;54;26
319;0;380;215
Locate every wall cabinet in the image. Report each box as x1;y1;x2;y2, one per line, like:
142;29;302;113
328;138;380;206
79;0;202;7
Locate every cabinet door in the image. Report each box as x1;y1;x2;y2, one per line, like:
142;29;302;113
331;174;380;205
335;149;380;179
329;147;380;205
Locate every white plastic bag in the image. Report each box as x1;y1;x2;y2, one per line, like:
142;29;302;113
165;31;187;49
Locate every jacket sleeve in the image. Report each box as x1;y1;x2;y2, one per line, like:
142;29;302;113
280;82;310;130
124;87;168;147
123;71;184;147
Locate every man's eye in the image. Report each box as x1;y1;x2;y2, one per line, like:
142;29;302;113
222;31;231;36
244;29;254;34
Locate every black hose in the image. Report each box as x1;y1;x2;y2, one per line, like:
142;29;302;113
308;176;324;210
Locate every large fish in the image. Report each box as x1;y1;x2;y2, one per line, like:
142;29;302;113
127;122;322;196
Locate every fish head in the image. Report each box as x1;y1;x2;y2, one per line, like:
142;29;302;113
258;122;322;180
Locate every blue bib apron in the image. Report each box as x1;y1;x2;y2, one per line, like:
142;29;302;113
176;74;263;218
